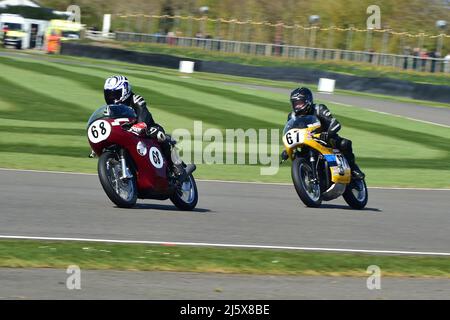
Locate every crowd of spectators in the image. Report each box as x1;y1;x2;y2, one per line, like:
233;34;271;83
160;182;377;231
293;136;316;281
401;47;450;73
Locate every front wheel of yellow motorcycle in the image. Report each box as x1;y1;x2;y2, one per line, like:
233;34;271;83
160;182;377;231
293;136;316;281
292;157;322;208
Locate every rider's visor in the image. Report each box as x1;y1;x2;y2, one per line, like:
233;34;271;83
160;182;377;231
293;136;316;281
104;89;123;104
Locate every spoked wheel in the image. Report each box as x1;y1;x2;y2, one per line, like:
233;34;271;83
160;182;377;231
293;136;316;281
292;157;322;207
98;151;137;208
170;174;198;211
343;178;368;209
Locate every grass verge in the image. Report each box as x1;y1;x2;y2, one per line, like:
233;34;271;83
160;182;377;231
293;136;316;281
12;49;450;108
115;41;450;87
0;53;449;188
1;240;449;278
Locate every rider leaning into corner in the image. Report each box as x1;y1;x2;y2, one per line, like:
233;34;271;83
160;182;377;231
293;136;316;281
281;87;365;180
102;75;187;179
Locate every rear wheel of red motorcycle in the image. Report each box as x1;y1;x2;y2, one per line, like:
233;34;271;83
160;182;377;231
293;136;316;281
98;151;137;208
170;174;198;211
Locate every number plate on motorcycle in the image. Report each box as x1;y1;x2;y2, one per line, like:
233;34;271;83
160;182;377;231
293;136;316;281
283;129;306;148
88;120;112;144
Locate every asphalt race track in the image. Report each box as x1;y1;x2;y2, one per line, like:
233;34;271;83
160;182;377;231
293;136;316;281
1;51;449;299
1;169;449;253
1;169;450;299
1;268;449;300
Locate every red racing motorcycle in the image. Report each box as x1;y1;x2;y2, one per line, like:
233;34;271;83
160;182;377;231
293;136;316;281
87;104;198;210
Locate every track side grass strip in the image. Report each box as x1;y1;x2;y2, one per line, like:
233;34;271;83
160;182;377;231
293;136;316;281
0;240;449;278
0;76;89;122
0;55;448;187
118;42;450;87
0;57;279;130
14;51;449;108
81;63;288;112
0;126;85;136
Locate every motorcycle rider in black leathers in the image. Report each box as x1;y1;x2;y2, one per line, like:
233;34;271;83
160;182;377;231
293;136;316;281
103;75;186;179
282;87;365;180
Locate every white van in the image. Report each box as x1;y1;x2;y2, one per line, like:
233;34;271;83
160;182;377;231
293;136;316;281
0;14;49;49
0;13;26;49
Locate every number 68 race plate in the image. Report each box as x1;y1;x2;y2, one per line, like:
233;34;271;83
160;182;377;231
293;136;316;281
88;120;112;144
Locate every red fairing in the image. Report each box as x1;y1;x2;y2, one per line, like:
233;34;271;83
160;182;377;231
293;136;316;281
88;118;170;195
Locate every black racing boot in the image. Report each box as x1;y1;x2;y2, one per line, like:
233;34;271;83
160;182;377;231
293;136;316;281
173;163;186;180
349;162;365;180
342;146;365;180
172;163;197;182
280;150;289;163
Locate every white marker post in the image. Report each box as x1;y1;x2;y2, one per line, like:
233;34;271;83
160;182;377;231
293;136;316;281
317;78;336;94
102;14;111;38
179;61;195;78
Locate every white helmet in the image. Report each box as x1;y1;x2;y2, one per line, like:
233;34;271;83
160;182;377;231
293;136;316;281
104;75;132;104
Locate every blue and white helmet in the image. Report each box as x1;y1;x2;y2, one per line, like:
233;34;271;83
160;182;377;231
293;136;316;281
104;75;132;105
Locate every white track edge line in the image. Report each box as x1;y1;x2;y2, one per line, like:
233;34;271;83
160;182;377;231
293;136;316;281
0;235;449;256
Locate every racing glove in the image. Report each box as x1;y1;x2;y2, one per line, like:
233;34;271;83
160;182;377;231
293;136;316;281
130;122;147;135
320;131;336;143
319;132;330;142
148;126;167;142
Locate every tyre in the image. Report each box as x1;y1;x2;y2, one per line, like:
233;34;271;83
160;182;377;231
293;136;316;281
343;179;368;209
170;174;198;211
98;151;137;208
291;157;322;207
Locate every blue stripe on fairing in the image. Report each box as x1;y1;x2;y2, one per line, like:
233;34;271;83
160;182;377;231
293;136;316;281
324;154;337;166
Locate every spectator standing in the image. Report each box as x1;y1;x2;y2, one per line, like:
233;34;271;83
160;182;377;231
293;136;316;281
403;46;411;70
167;31;175;45
428;50;436;73
412;47;420;70
420;48;429;72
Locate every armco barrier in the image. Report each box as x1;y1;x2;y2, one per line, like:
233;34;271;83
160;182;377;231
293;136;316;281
60;43;450;104
60;42;202;70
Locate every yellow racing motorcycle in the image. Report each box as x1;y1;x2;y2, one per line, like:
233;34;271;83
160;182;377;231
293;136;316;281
282;115;368;209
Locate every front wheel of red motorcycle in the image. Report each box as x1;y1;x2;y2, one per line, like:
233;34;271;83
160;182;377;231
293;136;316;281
98;151;137;208
170;174;198;211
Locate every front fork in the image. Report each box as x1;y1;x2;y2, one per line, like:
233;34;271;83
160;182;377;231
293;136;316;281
309;149;319;184
119;149;133;180
170;145;183;166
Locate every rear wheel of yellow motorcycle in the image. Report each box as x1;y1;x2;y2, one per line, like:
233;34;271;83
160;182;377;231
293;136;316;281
292;157;322;208
343;179;368;209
